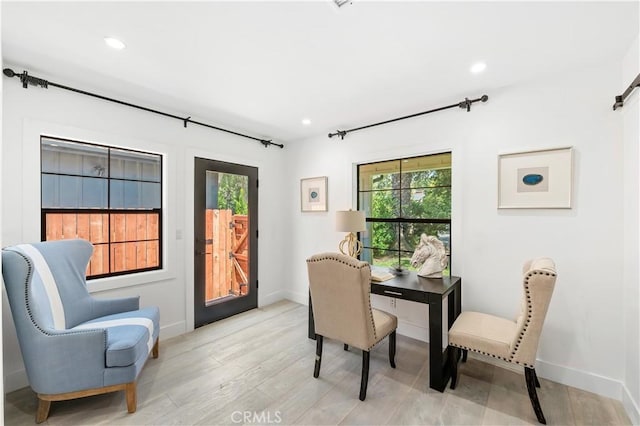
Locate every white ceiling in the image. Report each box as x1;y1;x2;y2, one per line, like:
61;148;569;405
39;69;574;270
2;1;638;145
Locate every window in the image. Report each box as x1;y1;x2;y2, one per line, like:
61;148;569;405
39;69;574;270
357;152;451;274
41;136;162;278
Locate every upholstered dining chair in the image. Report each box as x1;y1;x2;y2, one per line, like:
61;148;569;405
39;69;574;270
448;257;557;424
2;239;160;423
306;252;397;401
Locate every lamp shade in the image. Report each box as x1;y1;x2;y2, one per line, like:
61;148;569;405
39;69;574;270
336;210;366;232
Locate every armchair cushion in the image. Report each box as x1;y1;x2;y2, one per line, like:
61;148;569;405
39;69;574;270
449;311;517;360
72;306;159;368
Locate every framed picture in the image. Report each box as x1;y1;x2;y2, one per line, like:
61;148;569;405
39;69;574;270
498;147;573;209
301;176;328;212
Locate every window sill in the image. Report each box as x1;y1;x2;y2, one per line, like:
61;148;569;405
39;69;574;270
87;268;173;294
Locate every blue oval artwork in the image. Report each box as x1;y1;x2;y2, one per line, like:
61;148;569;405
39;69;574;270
310;191;319;200
522;174;544;186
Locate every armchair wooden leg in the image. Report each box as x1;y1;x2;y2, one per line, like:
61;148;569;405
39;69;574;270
313;335;323;378
125;382;137;413
449;346;459;390
359;350;370;401
461;349;468;363
344;343;349;351
525;367;546;424
152;338;159;359
36;398;51;424
389;330;396;368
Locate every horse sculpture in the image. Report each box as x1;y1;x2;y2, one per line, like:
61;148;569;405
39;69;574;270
410;234;448;278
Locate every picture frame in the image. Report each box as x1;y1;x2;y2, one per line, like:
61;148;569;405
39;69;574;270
300;176;328;212
498;147;573;209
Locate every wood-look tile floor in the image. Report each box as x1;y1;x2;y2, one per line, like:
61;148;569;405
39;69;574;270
4;300;632;425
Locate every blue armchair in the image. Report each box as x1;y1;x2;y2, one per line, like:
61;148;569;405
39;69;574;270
2;239;160;423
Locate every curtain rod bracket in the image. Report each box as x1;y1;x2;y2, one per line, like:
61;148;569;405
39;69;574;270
4;68;49;89
183;116;191;128
459;98;472;111
613;73;640;111
459;94;489;112
328;130;347;139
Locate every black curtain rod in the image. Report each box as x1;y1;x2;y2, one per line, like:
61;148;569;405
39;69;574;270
3;68;284;149
328;94;489;139
613;73;640;111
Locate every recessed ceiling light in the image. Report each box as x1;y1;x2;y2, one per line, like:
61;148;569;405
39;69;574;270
302;118;312;126
104;37;126;50
470;62;486;74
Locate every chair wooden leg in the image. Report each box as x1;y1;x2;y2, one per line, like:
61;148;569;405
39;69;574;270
152;338;159;359
359;350;370;401
36;398;51;424
449;346;459;389
461;349;468;363
313;334;323;378
525;367;546;424
534;369;541;388
125;382;137;413
389;330;396;368
344;343;349;351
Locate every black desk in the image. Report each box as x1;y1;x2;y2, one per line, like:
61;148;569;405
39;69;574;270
308;272;462;392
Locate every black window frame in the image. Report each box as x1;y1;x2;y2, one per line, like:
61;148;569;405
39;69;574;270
40;135;163;280
357;152;452;274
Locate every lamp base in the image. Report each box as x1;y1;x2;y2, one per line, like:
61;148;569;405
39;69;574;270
339;232;362;258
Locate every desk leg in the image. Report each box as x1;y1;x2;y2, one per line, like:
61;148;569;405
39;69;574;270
428;298;446;392
308;293;316;340
448;281;462;362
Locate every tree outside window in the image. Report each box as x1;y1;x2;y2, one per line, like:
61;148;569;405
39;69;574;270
358;153;451;273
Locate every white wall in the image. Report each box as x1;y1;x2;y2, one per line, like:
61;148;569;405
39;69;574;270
1;64;288;392
285;61;629;400
622;33;640;425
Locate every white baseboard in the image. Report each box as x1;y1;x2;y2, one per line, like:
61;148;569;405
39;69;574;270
536;359;623;400
397;319;428;343
160;320;186;340
284;290;307;306
4;368;29;393
259;290;286;307
467;353;626;401
622;383;640;425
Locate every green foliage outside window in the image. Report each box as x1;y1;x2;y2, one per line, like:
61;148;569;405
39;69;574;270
218;173;248;215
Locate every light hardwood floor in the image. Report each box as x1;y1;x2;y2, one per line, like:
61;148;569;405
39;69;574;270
4;300;632;425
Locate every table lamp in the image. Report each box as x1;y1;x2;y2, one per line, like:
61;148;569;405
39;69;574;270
336;209;366;257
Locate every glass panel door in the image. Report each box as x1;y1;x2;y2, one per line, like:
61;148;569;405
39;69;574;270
194;158;258;327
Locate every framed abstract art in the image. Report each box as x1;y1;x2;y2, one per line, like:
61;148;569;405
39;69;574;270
498;147;573;209
301;176;328;212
